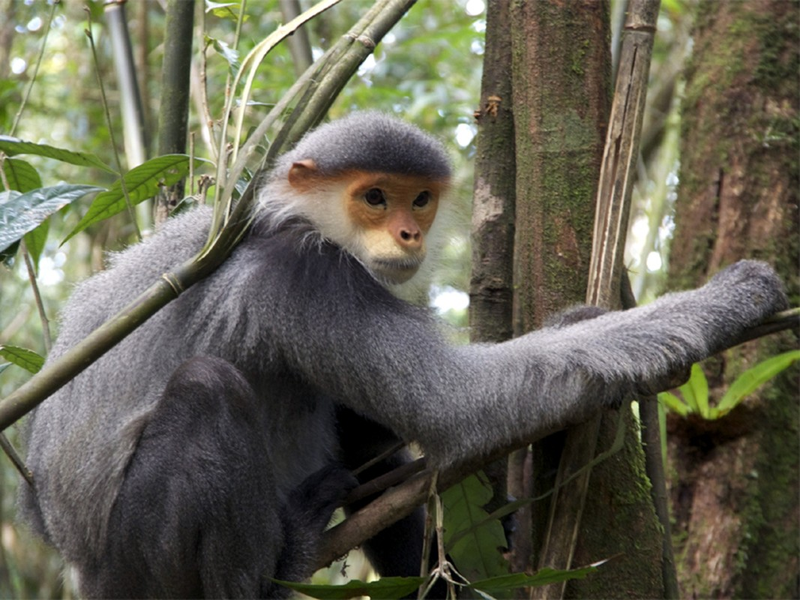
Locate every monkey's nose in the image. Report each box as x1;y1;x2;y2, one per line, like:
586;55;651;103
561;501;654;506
398;228;423;248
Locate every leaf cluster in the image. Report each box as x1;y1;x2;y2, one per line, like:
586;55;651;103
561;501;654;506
659;351;800;419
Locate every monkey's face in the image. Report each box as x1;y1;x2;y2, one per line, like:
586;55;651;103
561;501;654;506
287;161;447;284
342;171;444;283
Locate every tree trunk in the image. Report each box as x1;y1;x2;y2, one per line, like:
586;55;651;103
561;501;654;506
508;2;610;586
469;0;517;574
508;3;663;597
667;1;799;597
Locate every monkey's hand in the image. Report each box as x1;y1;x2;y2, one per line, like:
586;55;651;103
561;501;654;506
697;260;788;351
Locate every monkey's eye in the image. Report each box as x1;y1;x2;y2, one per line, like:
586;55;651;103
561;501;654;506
364;188;386;207
413;191;431;208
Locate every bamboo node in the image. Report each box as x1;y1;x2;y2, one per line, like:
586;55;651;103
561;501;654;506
161;273;185;297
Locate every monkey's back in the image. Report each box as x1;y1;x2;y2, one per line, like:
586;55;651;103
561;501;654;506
19;207;338;565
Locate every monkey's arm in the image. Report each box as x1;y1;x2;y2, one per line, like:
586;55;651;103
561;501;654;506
262;238;786;466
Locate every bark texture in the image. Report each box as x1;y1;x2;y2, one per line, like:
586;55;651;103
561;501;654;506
470;0;516;345
667;1;799;597
509;0;609;331
469;0;517;576
508;4;611;586
509;3;663;597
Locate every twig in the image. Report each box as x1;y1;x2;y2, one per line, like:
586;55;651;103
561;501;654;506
20;242;51;354
280;0;315;76
85;9;142;242
534;2;661;598
0;433;33;487
10;0;56;136
622;271;680;599
347;456;426;505
155;0;195;225
351;440;406;476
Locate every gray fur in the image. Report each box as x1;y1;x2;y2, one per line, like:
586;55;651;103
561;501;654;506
18;114;787;598
272;111;452;181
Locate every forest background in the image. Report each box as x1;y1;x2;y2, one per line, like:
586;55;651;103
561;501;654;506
0;0;797;598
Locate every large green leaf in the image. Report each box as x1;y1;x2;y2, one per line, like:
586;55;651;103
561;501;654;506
687;363;709;418
658;391;690;417
3;158;42;193
0;136;115;172
63;155;198;243
676;363;709;416
714;350;800;417
274;576;425;599
0;345;44;374
24;218;50;272
441;473;509;581
0;185;103;253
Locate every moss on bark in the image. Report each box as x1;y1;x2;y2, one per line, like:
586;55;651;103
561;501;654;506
668;1;799;596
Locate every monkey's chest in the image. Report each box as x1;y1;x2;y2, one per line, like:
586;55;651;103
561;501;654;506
257;382;338;496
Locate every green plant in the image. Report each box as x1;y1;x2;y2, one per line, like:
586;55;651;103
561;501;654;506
659;350;800;419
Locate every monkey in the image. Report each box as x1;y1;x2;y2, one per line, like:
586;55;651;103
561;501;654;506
17;112;787;598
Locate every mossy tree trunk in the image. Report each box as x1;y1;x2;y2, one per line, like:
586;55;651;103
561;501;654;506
666;1;799;597
508;1;609;585
503;2;664;597
469;0;517;573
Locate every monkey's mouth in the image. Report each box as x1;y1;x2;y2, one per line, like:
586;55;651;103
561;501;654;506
372;257;424;283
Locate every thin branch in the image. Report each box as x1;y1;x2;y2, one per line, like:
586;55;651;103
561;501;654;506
85;10;142;242
535;3;661;598
20;242;51;354
105;1;149;168
10;1;56;136
0;433;33;487
280;0;315;77
622;270;680;600
155;0;195;225
351;440;406;476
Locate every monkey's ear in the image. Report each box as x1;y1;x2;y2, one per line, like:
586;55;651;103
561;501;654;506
288;159;318;190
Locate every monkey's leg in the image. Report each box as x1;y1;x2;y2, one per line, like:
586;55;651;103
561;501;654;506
80;356;283;599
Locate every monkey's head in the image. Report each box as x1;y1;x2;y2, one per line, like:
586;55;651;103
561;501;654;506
261;113;452;285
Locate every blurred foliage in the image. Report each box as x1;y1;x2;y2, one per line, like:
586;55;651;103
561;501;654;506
0;0;699;596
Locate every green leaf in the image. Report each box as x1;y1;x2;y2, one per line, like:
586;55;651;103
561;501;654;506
0;345;45;373
0;363;12;376
23;218;50;271
274;576;425;599
468;563;602;594
688;363;710;418
205;0;238;9
658;391;690;417
0;185;103;253
676;363;709;416
0;240;19;265
209;36;240;72
0;136;115;172
716;350;800;417
441;473;509;580
678;368;697;412
64;155;199;243
3;158;42;192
